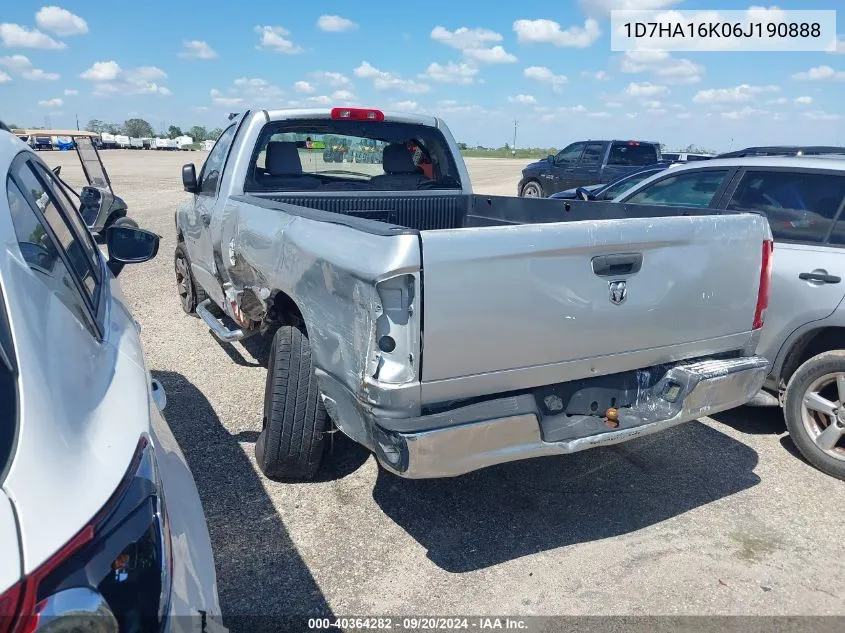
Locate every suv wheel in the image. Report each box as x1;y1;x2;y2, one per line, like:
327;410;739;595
783;350;845;480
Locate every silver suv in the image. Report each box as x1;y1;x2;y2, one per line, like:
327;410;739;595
615;156;845;480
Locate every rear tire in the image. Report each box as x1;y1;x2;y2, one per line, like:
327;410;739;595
174;243;206;315
521;180;544;198
783;350;845;481
255;324;328;480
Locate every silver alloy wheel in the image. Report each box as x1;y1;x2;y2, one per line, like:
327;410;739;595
522;182;541;198
801;372;845;461
175;255;192;310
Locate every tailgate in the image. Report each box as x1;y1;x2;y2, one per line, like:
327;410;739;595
420;213;769;386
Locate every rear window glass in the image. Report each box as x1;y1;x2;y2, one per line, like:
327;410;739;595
608;142;659;166
245;120;462;192
727;171;845;244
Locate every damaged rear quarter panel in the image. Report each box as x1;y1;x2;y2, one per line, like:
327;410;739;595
219;198;423;422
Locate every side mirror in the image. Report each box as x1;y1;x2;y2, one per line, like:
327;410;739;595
106;226;160;277
575;187;595;201
52;165;62;177
182;163;198;193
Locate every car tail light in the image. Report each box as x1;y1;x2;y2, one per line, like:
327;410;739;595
0;437;172;633
626;141;640;146
330;108;384;122
753;239;774;330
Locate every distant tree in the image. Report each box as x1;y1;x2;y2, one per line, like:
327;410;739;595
457;142;468;150
208;127;223;141
123;118;154;138
168;125;183;139
503;142;510;151
8;123;20;129
103;123;121;135
188;125;208;142
85;119;105;133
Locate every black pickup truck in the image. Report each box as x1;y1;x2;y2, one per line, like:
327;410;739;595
518;139;661;198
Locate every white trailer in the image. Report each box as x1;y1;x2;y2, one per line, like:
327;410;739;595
100;133;117;149
129;137;144;149
115;135;130;149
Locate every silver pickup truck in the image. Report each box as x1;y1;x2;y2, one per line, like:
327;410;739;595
174;107;772;480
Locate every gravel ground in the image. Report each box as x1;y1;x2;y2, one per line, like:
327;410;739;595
44;149;845;627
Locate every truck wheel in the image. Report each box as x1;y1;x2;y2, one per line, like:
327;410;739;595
521;181;544;198
174;243;206;315
255;324;328;480
783;350;845;480
110;216;138;229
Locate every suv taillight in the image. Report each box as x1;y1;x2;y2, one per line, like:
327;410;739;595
0;437;172;633
753;239;774;330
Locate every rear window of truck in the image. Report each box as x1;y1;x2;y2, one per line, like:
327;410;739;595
244;120;463;193
608;142;659;166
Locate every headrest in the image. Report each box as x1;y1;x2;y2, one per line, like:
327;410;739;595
381;144;419;175
266;142;302;176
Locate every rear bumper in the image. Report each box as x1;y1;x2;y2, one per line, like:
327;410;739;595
370;356;769;479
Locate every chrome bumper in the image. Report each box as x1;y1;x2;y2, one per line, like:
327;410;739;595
372;356;769;479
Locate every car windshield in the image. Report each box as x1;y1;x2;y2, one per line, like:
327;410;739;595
601;169;664;200
246;119;463;192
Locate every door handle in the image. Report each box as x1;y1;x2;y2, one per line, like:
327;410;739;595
592;253;643;277
200;212;211;227
799;272;841;284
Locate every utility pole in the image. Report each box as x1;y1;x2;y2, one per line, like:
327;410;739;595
512;120;518;151
75;114;80;131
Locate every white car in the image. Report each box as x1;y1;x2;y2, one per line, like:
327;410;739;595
0;126;223;631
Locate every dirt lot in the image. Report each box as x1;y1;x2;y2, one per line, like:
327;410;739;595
44;149;845;626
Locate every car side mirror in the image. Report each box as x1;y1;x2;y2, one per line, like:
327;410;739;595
575;186;595;201
106;226;160;277
182;163;198;193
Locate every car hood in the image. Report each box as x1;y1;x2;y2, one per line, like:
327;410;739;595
522;159;550;174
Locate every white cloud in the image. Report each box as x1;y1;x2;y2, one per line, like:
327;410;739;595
311;71;352;87
642;99;662;109
129;66;167;81
391;100;421;112
331;89;356;100
420;61;478;84
508;94;536;104
524;66;568;91
794;95;813;105
746;5;787;24
255;25;302;54
80;60;121;81
307;95;333;104
676;112;691;119
210;88;244;107
0;24;65;50
0;71;9;83
463;46;517;64
354;61;430;93
619;50;703;84
513;18;601;48
316;15;358;32
692;84;779;103
586;111;611;118
804;110;840;120
721;107;767;120
430;26;502;50
830;36;845;53
294;80;315;93
791;65;845;81
35;6;88;36
582;70;609;80
38;97;62;107
234;77;268;88
179;40;217;59
0;54;31;70
94;81;170;97
579;0;680;17
438;100;486;114
604;101;623;107
22;68;59;81
63;88;77;95
625;81;668;97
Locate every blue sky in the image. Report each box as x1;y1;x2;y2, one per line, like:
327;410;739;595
1;0;844;150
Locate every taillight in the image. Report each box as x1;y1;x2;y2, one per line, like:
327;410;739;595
330;107;384;122
753;239;774;330
0;437;172;633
